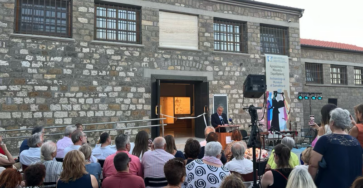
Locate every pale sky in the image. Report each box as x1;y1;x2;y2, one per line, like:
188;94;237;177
258;0;363;47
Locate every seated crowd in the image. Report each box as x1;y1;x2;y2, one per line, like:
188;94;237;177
1;105;363;188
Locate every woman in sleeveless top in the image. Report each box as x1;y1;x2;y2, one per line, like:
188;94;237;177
57;150;98;188
261;144;293;188
349;104;363;148
310;104;337;145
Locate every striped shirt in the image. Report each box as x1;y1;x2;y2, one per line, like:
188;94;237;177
20;147;41;166
43;160;63;183
142;149;174;179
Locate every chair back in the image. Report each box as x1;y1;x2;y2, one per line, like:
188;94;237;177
43;182;57;188
55;158;63;162
230;171;257;182
98;159;105;168
144;177;168;187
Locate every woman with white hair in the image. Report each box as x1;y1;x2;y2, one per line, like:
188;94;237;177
286;166;316;188
41;141;63;183
266;137;299;169
184;141;230;188
309;108;362;188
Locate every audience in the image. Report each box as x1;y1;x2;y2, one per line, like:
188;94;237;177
163;158;185;188
225;142;253;175
142;137;174;180
19;126;44;154
63;130;97;163
224;129;247;161
199;126;215;147
0;136;15;168
198;132;227;164
57;150;98;188
76;123;84;131
219;174;246;188
79;145;101;184
261;144;292;188
132;131;150;161
0;169;22;188
352;176;363;188
92;132;116;160
286;166;316;188
20;132;43;166
41;141;63;183
102;152;145;188
300;147;312;167
103;134;143;178
184;138;200;164
164;135;185;159
24;163;46;187
311;104;337;140
56;125;76;158
309;108;362;188
184;142;230;188
350;104;363;147
266;137;299;169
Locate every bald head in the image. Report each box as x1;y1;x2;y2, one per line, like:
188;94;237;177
153;137;166;149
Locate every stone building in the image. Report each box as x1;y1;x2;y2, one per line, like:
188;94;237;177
0;0;361;153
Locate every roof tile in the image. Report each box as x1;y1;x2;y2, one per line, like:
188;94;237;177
301;39;363;52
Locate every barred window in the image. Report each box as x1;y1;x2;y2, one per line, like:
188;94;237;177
95;4;141;43
305;63;323;84
354;67;363;85
15;0;72;37
260;25;289;55
214;19;247;53
330;65;347;85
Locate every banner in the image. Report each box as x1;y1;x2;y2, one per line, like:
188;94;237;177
265;54;291;131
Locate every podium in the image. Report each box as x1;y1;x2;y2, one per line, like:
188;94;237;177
216;125;240;149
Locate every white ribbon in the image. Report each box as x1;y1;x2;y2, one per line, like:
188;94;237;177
161;113;208;127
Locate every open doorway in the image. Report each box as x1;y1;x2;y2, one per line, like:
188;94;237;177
151;76;209;139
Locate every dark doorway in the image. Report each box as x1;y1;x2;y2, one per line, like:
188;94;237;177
151;75;209;139
328;98;338;106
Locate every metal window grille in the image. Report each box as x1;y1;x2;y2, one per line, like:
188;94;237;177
330;65;347;85
354;67;363;85
214;19;248;53
305;63;323;84
94;4;141;43
260;25;289;55
15;0;72;38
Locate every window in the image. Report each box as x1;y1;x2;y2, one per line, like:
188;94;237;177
95;4;141;43
305;63;323;84
330;65;347;85
159;12;198;50
214;19;247;53
260;25;289;55
354;67;363;85
15;0;72;37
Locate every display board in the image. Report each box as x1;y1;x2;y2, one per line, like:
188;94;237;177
175;97;191;114
213;94;228;118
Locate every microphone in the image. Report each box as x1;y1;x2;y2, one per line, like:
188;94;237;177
229;118;234;125
219;117;224;125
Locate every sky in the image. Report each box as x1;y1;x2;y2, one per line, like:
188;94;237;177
257;0;363;47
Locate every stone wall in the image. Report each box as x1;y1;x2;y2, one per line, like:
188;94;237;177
301;48;363;126
0;0;303;153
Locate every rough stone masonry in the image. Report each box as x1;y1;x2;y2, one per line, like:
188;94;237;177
0;0;305;153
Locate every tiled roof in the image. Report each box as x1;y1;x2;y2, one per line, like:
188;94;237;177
301;39;363;52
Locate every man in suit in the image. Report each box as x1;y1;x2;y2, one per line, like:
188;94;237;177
211;106;228;132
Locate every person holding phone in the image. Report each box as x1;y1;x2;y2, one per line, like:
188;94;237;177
349;104;363;148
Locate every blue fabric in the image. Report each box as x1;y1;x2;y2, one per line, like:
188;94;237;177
57;174;92;188
19;139;29;154
314;134;362;188
174;150;185;159
85;163;102;184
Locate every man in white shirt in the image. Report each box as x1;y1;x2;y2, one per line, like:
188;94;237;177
142;137;174;181
92;132;116;160
225;142;253;174
63;130;98;163
199;126;215;147
20;132;43;166
56;125;76;158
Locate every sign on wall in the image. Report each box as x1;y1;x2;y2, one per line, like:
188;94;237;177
159;11;198;50
265;54;291;131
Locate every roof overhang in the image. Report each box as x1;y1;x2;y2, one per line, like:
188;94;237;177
207;0;305;18
301;44;363;54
